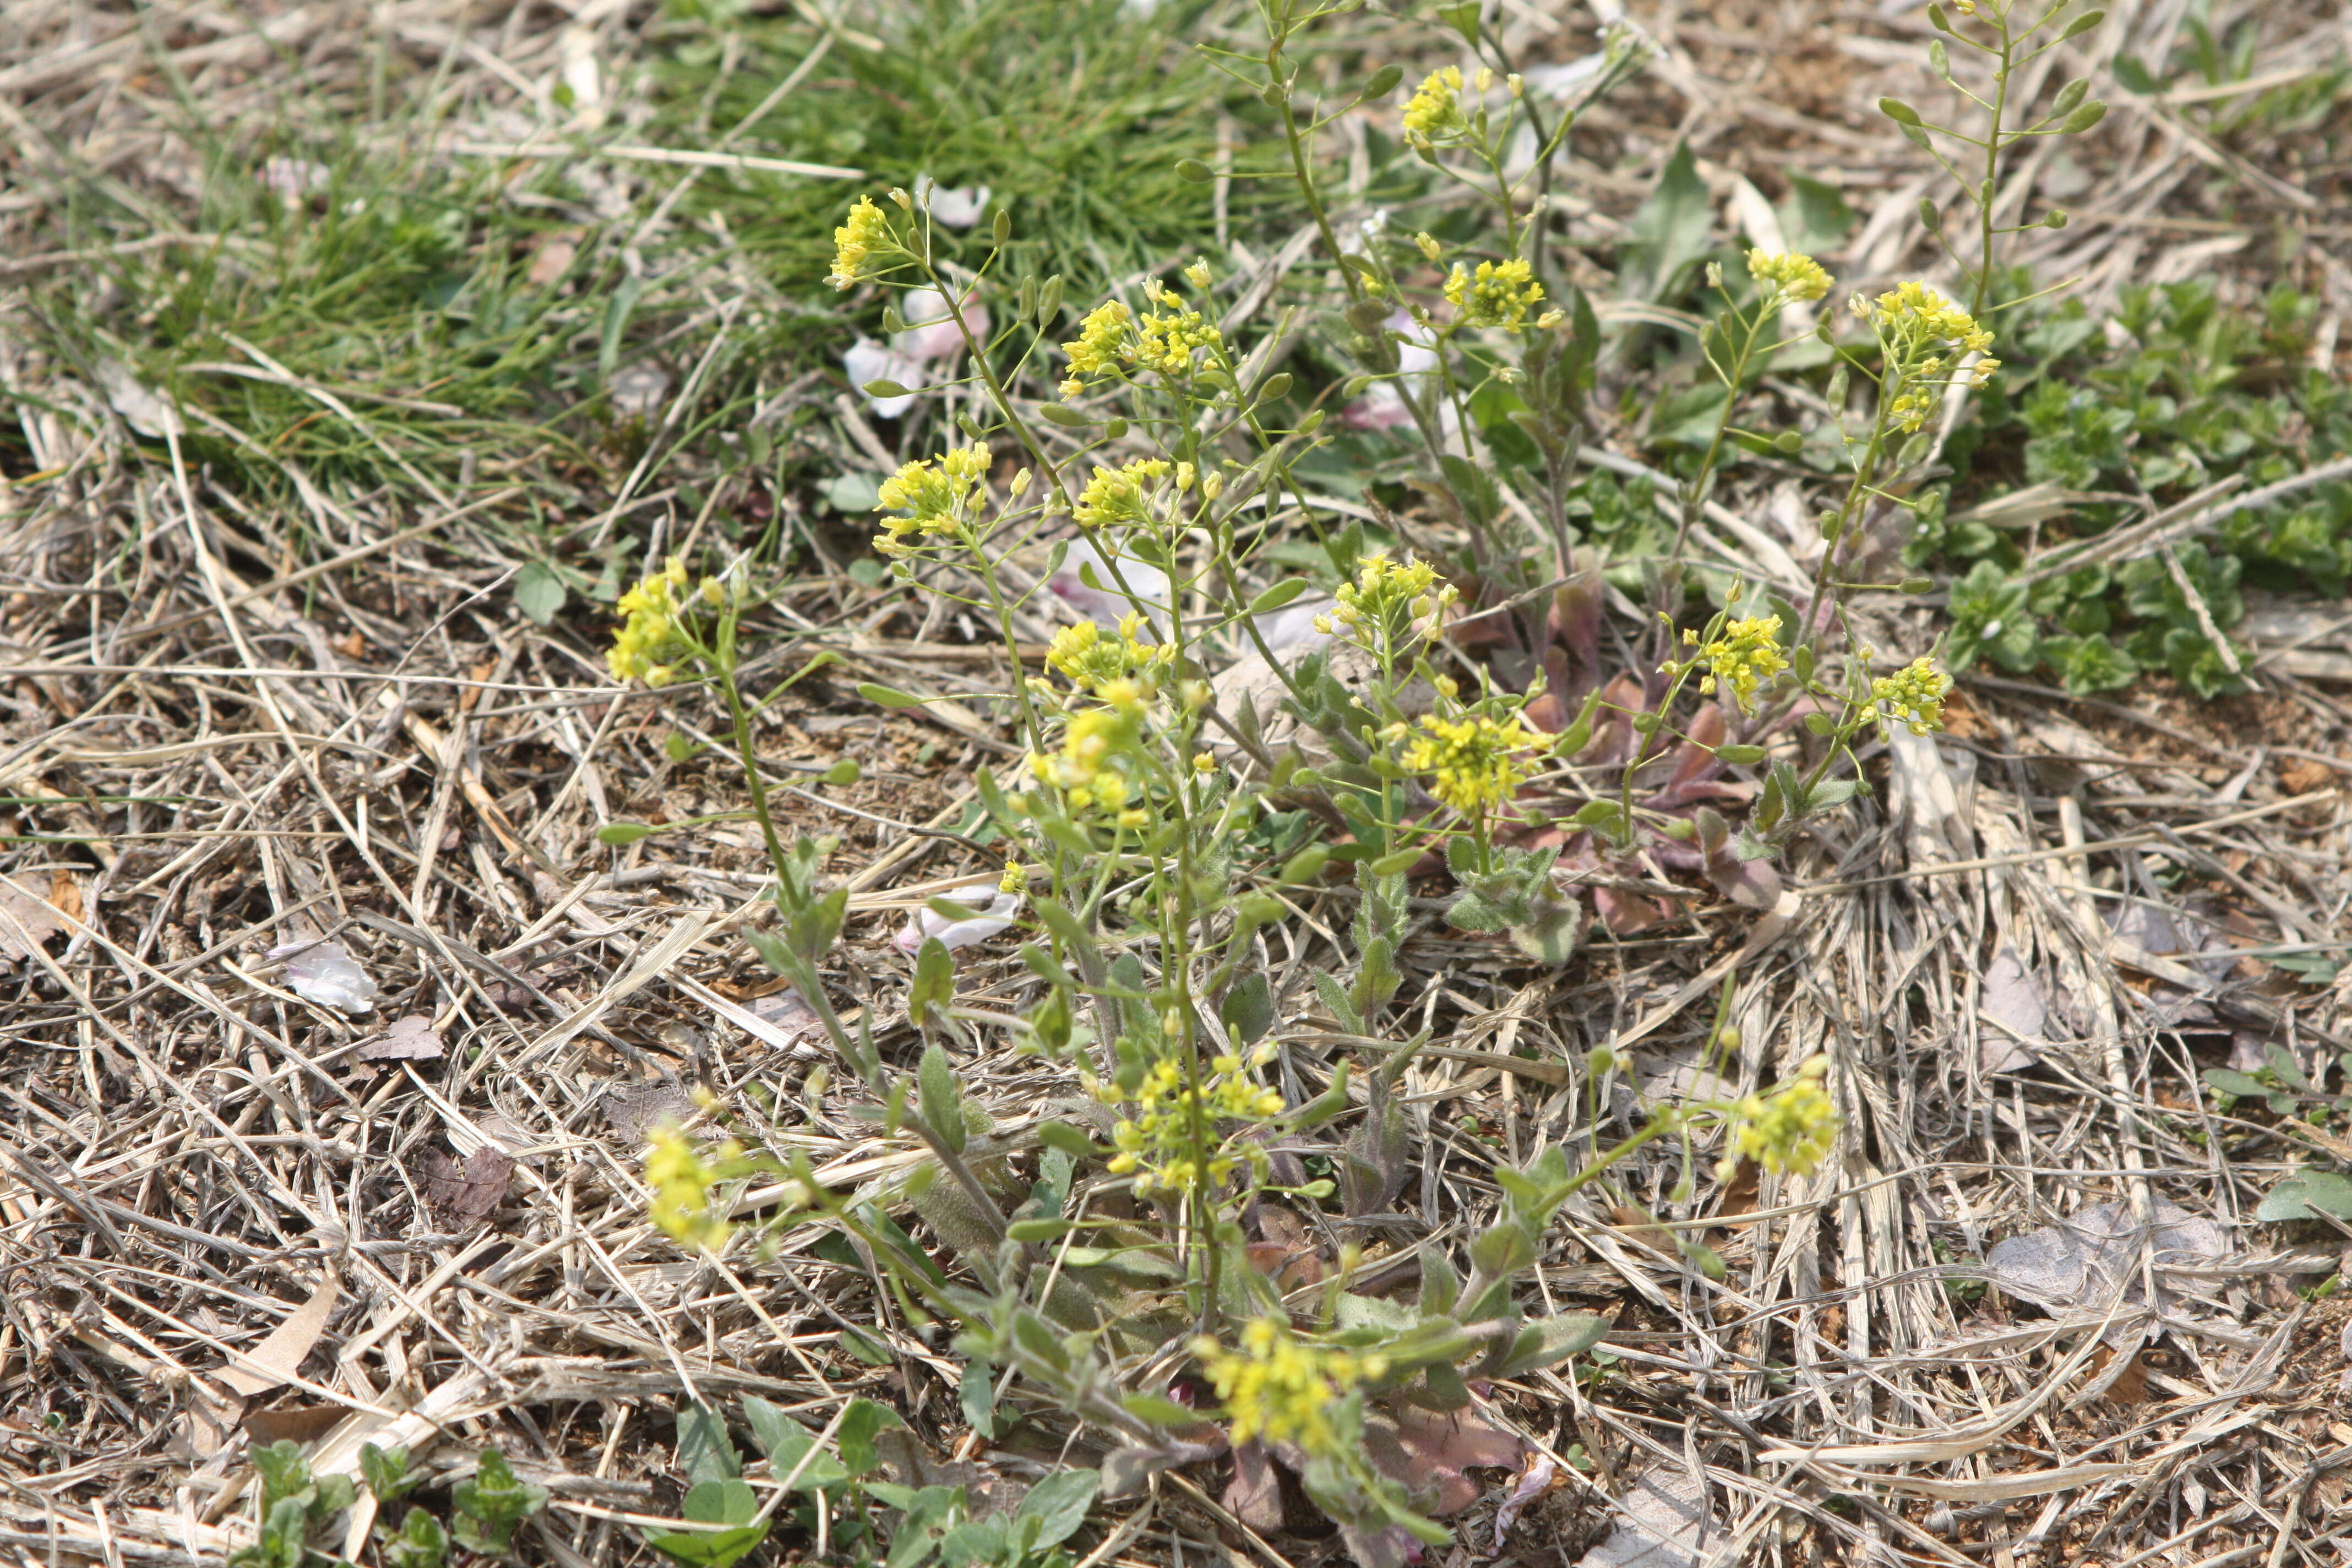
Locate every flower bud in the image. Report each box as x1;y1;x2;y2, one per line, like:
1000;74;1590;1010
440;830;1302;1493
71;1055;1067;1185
1416;231;1442;262
1185;258;1213;289
1201;473;1224;500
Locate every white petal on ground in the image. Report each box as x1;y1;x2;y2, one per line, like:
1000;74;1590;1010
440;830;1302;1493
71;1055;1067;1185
896;886;1022;954
1048;537;1171;623
269;939;379;1014
921;182;993;228
892;286;990;362
98;360;182;438
842;337;924;418
1493;1452;1557;1548
1254;596;1335;652
1574;1466;1715;1568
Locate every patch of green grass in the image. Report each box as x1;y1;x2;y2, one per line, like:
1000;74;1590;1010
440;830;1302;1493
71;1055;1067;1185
1909;277;2352;695
15;133;612;515
645;0;1264;307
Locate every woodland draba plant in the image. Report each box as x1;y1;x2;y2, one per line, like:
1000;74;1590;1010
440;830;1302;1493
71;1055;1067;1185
609;0;2117;1558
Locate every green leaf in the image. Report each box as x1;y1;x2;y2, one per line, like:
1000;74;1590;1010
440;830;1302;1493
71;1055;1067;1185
361;1444;421;1504
959;1359;1006;1440
1246;579;1310;614
2203;1068;2272;1100
1104;1394;1187;1433
1006;1217;1076;1242
515;562;567;625
2256;1171;2352;1223
858;682;926;708
841;1326;895;1364
1436;2;1482;42
1035;1120;1104;1159
1219;973;1276;1046
1776;174;1856;259
911;943;956;1033
675;1403;742;1487
1016;1469;1098;1549
1626;141;1713;304
838;1398;903;1477
383;1506;448;1568
743;1398;850;1491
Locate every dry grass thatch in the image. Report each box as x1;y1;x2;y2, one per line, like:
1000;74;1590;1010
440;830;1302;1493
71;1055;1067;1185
3;2;2352;1566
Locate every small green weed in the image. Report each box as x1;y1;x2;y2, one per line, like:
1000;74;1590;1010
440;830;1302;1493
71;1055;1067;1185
1915;279;2352;694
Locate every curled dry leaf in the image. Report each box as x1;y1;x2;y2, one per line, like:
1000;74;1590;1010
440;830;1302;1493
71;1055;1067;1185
269;939;379;1014
1985;1197;2227;1344
1361;1401;1525;1517
0;875;68;961
1979;945;2045;1073
357;1015;443;1061
419;1146;516;1228
604;1080;698;1143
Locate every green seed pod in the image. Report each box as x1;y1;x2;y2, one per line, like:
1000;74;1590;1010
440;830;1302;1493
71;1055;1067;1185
992;209;1011;246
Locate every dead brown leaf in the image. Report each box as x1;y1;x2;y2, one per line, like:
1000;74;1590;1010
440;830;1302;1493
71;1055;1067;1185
1362;1402;1526;1516
357;1015;444;1061
420;1147;515;1228
217;1275;339;1397
0;875;68;960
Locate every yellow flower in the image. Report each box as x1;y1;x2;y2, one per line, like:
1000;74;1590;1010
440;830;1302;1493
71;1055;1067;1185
1193;1319;1387;1455
1403;712;1540;815
1694;614;1790;716
827;195;894;291
1726;1057;1836;1176
1402;66;1467;148
1132;291;1222;378
1443;257;1543;329
999;859;1025;894
1047;613;1172;696
1060;301;1133;398
1095;1047;1283;1198
645;1127;737;1251
609;556;694;684
1745;250;1832;304
873;445;989;553
1184;258;1213;290
1072;458;1172;530
1870;656;1952;736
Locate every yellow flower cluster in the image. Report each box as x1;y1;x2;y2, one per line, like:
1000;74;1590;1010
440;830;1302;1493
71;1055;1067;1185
646;1127;737;1251
1133;281;1223;377
1859;281;2001;431
1026;700;1147;825
1403;712;1541;815
1871;656;1952;736
1687;614;1790;715
998;859;1025;895
1402;66;1467;147
1096;1048;1284;1198
1192;1317;1388;1455
1047;613;1173;696
1722;1057;1836;1177
1444;257;1543;329
1315;553;1456;645
1059;301;1133;398
873;446;990;554
827;195;894;291
1746;249;1832;304
1073;457;1173;530
609;556;701;684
